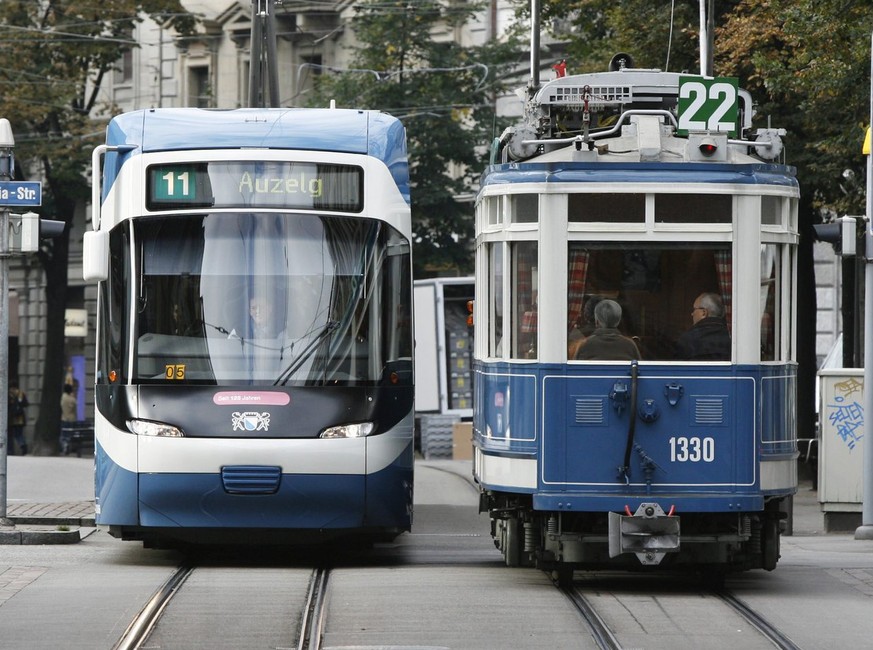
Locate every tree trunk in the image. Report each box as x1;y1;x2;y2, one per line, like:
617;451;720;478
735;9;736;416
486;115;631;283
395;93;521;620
30;223;70;455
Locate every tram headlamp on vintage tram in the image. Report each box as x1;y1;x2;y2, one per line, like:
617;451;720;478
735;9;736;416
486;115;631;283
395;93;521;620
319;422;375;439
127;419;185;437
686;134;727;162
698;138;718;156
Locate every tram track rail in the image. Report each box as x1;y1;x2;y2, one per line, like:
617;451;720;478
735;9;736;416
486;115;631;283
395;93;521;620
553;570;804;650
298;566;331;650
112;562;333;650
717;590;802;650
112;563;194;650
551;573;623;650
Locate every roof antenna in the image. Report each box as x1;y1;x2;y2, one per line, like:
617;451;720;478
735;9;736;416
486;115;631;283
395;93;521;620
699;0;714;76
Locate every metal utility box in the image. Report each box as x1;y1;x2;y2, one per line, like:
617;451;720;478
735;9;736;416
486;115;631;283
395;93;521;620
414;277;474;417
818;368;864;529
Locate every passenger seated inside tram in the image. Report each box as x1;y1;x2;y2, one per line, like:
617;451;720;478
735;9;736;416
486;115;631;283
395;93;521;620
674;292;731;361
568;295;602;358
574;299;641;361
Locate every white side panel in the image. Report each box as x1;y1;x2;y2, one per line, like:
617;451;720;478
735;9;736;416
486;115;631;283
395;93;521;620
735;194;761;364
414;283;440;412
760;459;798;492
475;447;537;490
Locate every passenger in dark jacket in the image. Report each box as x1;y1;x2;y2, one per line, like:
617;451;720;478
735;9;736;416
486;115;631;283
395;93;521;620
575;299;641;361
675;292;731;361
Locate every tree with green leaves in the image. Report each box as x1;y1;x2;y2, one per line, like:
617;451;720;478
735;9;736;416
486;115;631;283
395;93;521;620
308;0;523;277
0;0;195;454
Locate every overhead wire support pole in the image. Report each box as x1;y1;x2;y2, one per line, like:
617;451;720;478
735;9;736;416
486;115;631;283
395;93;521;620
248;0;264;108
856;30;873;541
528;0;540;100
248;0;280;108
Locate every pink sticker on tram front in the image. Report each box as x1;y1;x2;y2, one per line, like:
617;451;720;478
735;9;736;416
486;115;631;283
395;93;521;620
213;391;291;406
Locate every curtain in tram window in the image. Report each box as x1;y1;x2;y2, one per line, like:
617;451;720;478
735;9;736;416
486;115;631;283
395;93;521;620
517;245;535;309
567;248;590;328
714;250;732;333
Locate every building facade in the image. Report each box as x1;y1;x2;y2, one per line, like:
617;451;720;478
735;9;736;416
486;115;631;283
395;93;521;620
9;0;519;450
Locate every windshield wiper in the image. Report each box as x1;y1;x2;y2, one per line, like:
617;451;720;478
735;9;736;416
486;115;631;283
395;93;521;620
274;320;339;386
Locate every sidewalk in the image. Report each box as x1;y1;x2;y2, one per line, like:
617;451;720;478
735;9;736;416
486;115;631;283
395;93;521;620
2;456;95;543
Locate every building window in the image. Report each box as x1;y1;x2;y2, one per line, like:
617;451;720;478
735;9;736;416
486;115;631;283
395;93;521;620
188;66;211;107
115;49;133;85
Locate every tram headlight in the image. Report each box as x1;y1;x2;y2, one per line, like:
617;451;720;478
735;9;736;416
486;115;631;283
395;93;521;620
127;419;185;437
319;422;374;439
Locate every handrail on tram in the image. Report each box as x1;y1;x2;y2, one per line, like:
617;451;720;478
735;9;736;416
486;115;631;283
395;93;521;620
513;109;785;161
519;109;678;148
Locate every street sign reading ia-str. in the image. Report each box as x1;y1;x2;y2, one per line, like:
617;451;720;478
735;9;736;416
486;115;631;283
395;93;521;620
0;181;42;206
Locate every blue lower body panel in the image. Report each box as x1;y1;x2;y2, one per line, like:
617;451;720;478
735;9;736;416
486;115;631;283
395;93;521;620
95;440;413;540
138;472;368;529
532;492;764;513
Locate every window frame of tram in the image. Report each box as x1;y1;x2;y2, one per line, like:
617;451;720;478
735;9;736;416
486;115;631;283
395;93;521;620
485;241;540;360
481;193;540;360
562;192;791;363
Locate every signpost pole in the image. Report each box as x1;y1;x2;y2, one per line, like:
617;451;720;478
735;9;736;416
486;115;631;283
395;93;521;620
0;119;14;526
855;32;873;541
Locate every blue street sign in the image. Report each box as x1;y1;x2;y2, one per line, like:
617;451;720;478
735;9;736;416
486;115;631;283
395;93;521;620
0;181;42;206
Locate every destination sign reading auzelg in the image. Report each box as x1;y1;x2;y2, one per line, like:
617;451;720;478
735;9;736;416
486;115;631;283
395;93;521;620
147;162;363;212
237;171;323;198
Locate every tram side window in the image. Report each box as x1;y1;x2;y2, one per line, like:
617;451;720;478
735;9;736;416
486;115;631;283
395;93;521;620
489;243;504;357
511;242;538;358
761;196;782;226
567;242;732;361
486;197;501;227
99;226;130;383
760;244;780;361
510;194;538;224
655;194;731;223
568;193;645;223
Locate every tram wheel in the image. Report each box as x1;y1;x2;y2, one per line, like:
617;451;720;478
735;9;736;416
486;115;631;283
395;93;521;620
553;566;574;588
504;517;523;567
761;517;780;571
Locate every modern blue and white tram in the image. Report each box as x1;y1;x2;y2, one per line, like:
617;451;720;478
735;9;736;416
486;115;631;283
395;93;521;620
83;108;414;547
474;68;799;573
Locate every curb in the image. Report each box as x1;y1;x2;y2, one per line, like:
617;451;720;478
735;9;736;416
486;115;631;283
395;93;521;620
0;525;95;545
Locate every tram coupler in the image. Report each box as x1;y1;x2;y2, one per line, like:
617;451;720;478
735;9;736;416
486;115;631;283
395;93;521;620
608;503;680;566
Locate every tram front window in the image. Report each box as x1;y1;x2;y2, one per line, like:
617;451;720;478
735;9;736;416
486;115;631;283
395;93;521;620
568;243;732;361
129;213;411;385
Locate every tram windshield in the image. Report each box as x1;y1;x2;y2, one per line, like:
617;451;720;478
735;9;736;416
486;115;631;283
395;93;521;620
109;213;411;386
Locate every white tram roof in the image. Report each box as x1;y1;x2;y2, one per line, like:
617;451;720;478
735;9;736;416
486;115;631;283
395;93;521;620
107;107;403;155
102;107;410;205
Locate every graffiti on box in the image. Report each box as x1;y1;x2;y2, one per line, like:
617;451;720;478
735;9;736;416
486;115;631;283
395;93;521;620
827;378;864;451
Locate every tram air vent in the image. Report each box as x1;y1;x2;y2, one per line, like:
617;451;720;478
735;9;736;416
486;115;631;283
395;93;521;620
574;397;606;425
693;397;726;425
221;465;282;494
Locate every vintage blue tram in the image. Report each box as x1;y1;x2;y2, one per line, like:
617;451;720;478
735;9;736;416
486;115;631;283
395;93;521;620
473;68;798;573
